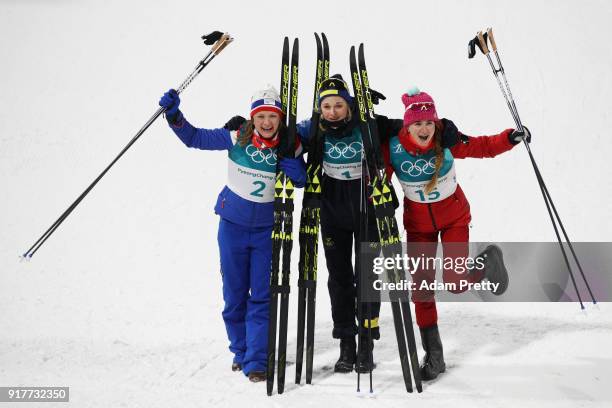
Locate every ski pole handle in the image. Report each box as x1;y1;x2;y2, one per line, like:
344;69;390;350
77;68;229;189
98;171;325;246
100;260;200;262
486;27;497;52
477;31;490;55
176;33;234;95
212;33;233;55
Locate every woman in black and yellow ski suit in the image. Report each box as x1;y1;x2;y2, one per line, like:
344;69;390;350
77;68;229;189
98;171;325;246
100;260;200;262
297;75;402;373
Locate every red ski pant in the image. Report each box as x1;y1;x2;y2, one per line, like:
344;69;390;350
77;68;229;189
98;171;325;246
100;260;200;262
406;226;482;328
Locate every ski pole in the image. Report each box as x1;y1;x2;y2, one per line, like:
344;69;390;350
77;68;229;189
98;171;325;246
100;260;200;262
468;28;596;308
473;29;587;308
21;32;233;259
483;28;596;308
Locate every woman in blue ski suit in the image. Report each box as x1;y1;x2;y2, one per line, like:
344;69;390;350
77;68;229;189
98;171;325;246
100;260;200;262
159;86;306;382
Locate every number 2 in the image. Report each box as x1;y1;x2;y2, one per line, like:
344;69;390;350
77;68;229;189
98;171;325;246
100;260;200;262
342;170;351;179
250;181;266;197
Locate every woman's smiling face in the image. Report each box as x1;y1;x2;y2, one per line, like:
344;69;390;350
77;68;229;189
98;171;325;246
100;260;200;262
252;111;281;138
320;96;349;122
408;120;436;147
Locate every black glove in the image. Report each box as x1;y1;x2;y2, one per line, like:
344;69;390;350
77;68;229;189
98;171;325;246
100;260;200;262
223;115;247;131
201;31;224;45
509;126;531;144
374;115;403;146
440;118;461;148
370;88;386;105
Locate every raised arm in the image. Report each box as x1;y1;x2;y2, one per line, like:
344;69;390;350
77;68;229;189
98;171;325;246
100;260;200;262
450;128;516;159
160;89;234;151
169;114;234;151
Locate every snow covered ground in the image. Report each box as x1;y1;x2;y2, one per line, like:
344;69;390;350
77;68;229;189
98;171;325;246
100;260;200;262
1;0;611;407
2;303;610;408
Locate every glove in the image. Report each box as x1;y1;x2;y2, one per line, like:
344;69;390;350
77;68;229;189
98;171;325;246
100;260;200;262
159;89;181;118
224;115;247;131
279;156;307;188
509;126;531;144
440;118;461;148
370;88;386;105
375;115;402;138
201;31;224;45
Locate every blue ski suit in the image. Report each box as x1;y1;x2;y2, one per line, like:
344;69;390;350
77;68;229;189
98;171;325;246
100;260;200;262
168;113;304;375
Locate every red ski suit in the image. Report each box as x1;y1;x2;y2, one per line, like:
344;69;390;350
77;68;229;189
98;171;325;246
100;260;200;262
383;128;516;328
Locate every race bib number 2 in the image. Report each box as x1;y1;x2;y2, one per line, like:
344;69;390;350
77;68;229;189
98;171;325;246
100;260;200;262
227;161;276;203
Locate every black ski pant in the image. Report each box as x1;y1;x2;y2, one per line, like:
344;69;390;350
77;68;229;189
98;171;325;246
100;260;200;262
320;190;381;341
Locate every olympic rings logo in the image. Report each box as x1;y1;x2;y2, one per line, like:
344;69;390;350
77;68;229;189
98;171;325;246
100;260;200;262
400;157;437;176
324;141;363;160
246;145;277;165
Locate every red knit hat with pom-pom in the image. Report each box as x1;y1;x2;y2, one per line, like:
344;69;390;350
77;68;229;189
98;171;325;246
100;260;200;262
402;86;438;127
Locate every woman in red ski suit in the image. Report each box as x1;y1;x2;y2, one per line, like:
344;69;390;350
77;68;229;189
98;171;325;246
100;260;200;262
382;87;530;381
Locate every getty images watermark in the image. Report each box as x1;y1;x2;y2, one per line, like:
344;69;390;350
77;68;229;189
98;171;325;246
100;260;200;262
358;242;612;303
370;253;502;294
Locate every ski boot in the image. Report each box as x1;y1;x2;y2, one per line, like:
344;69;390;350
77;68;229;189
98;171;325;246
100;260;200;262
420;324;446;381
248;371;266;383
334;337;357;373
355;336;376;374
478;244;509;295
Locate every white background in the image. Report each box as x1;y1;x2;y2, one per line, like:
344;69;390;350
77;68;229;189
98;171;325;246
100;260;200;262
1;1;611;407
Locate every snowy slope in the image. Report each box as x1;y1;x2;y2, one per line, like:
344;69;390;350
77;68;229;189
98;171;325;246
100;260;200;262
1;0;611;407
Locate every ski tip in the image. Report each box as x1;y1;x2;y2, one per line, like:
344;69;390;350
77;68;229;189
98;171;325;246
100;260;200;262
19;253;32;262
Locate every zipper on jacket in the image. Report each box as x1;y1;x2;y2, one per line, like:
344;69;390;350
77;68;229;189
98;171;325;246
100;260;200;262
427;203;439;231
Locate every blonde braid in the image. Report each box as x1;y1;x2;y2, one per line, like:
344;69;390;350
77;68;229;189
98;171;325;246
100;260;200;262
424;122;445;194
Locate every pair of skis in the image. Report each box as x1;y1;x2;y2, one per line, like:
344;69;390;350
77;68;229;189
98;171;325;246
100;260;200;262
295;33;329;386
268;32;330;395
349;44;422;393
267;36;299;396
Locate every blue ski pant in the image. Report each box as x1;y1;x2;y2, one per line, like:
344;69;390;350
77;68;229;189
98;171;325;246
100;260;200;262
217;218;272;376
